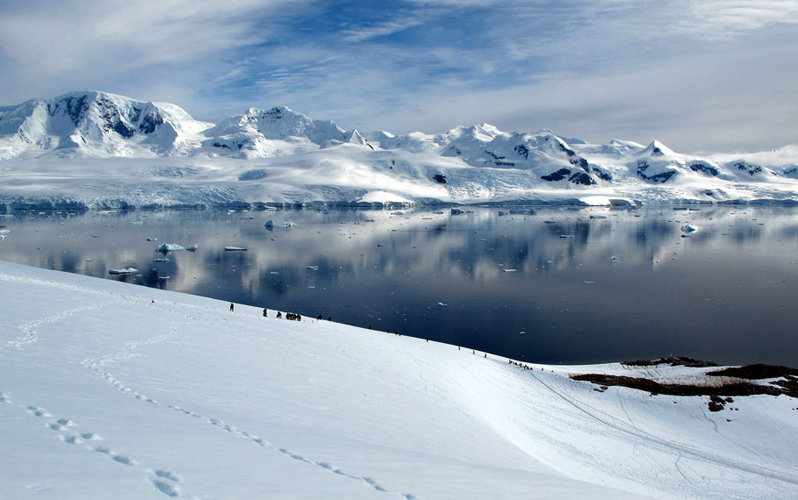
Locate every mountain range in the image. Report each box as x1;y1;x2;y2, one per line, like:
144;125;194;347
2;90;798;210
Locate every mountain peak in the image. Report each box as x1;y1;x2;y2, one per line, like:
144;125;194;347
0;90;208;159
640;140;676;157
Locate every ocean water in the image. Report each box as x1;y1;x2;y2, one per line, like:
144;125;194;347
2;205;797;367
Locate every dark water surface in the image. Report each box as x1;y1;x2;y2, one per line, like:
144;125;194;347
2;206;797;367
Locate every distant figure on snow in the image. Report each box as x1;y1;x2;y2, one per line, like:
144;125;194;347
277;311;282;319
263;308;268;317
230;303;235;312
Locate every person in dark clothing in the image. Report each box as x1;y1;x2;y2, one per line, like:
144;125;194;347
263;308;267;317
230;303;235;312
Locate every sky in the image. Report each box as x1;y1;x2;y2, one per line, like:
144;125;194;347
1;0;798;153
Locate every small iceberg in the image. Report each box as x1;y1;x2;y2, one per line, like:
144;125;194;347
437;302;448;307
681;224;699;234
186;245;199;252
224;246;247;251
307;265;319;271
156;243;185;253
109;267;138;275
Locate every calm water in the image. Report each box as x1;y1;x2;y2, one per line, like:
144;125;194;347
2;206;797;367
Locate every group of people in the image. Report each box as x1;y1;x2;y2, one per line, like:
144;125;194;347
259;308;302;321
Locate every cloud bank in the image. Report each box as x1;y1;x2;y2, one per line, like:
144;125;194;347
1;0;797;153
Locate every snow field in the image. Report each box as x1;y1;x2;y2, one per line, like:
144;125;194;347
1;260;797;499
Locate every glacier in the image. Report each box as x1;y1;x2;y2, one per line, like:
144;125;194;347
2;90;798;211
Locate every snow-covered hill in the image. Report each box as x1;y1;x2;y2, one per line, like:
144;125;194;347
2;90;798;209
2;259;797;499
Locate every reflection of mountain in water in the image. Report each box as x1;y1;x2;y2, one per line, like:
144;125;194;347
3;206;798;366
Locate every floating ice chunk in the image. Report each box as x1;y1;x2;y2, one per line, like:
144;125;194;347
224;246;247;251
186;245;198;251
307;265;319;271
109;268;138;275
156;243;184;253
681;224;699;234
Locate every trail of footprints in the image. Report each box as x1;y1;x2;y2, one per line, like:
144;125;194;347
6;298;419;499
168;404;418;498
9;389;417;499
3;300;119;351
14;399;184;498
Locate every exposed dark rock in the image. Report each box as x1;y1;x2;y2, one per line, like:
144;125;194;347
689;163;719;176
541;168;571;182
708;395;725;412
571;373;788;398
734;162;763;176
64;95;89;125
113;120;135;139
433;174;447;184
139;112;164;134
556;140;576;157
593;167;612;181
624;357;718;368
708;364;798;379
514;144;530;159
638;169;677;183
570;157;590;172
568;172;596;185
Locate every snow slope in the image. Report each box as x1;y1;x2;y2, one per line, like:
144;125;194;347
2;260;797;499
3;91;798;208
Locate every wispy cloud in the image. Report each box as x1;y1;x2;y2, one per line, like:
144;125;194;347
340;16;425;42
0;0;797;152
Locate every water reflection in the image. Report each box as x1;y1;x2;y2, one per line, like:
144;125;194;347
1;206;797;367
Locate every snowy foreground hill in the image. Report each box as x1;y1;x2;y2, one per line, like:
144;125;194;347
2;259;797;499
3;91;798;210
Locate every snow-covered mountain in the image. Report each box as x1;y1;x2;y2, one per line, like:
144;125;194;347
199;105;370;158
2;90;798;209
0;91;212;159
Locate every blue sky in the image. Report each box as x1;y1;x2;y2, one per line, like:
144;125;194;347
1;0;798;153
